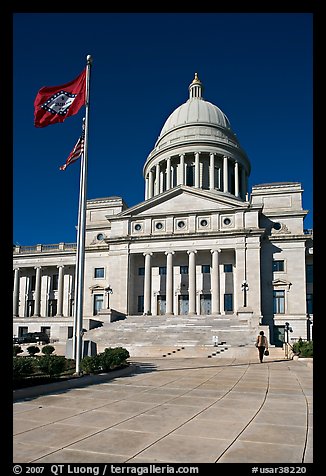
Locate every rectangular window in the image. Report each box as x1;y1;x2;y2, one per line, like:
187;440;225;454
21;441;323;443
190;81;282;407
26;300;35;317
306;264;313;283
94;267;105;278
273;290;285;314
306;294;313;314
138;267;145;276
224;264;233;273
202;265;210;274
224;294;233;312
68;327;73;339
41;327;51;338
18;326;28;337
51;274;59;290
69;298;74;317
138;295;144;313
48;299;57;317
159;267;167;275
93;294;104;315
180;265;189;274
30;275;36;291
273;260;284;272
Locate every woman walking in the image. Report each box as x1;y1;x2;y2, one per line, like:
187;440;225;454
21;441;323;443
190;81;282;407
256;330;269;363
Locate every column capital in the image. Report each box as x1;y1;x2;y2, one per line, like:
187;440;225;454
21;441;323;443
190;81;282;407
57;264;65;269
210;248;221;254
34;266;42;270
143;252;153;257
179;153;185;158
165;251;175;256
187;250;197;255
210;152;216;156
13;267;20;271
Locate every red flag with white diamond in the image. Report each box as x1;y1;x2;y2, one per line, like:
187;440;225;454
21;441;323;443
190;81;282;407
34;68;86;128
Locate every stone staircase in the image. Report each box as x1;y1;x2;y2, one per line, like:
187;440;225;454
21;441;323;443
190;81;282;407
85;314;261;358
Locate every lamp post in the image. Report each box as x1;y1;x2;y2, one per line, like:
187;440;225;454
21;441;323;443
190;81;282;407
105;285;113;309
241;281;249;307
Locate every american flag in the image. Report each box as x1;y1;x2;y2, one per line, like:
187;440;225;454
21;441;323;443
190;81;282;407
59;133;84;171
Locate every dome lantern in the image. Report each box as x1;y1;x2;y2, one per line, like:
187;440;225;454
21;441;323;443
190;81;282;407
189;72;203;99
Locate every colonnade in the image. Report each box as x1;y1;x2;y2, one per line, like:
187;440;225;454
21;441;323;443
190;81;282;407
142;248;225;316
13;265;66;318
145;153;247;200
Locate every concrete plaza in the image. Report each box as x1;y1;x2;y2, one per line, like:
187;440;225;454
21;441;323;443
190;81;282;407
13;350;313;464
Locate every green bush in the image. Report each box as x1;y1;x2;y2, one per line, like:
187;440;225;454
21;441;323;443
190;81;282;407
100;347;130;371
13;356;35;379
13;345;23;356
292;338;313;358
37;355;67;376
80;355;101;374
80;347;130;374
26;345;40;356
41;345;55;355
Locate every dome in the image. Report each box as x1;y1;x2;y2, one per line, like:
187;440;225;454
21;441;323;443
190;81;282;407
152;73;242;153
159;72;231;137
160;99;231;136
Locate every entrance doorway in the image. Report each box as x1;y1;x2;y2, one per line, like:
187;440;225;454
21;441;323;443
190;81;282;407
200;294;211;315
157;295;166;315
273;325;285;347
178;295;189;315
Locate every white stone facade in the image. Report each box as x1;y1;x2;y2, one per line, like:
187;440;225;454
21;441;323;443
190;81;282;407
13;74;313;347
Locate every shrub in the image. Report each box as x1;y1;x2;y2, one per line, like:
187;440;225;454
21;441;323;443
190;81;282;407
100;347;130;371
13;345;23;356
292;338;313;358
37;355;67;376
80;355;101;374
41;345;55;355
26;345;40;356
13;356;35;379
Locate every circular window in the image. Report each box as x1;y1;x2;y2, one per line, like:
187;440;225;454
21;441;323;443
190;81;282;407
273;222;282;230
177;221;185;228
156;222;163;230
135;224;142;231
223;218;231;226
200;219;208;227
97;233;104;241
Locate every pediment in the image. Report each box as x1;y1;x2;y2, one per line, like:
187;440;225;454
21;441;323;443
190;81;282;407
272;278;292;290
116;186;247;218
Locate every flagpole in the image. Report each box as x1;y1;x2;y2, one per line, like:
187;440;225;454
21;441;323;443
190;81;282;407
74;55;92;374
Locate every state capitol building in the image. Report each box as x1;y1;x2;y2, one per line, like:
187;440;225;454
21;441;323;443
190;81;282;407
13;74;313;351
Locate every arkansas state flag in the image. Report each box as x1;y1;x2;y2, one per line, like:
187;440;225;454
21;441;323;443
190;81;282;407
34;68;86;128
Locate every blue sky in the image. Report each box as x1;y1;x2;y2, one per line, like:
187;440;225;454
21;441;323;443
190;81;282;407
13;12;313;245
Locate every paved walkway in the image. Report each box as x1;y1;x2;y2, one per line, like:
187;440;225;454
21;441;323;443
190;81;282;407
13;352;313;464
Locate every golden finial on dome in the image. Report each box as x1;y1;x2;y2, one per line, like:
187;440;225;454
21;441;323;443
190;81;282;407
191;72;201;84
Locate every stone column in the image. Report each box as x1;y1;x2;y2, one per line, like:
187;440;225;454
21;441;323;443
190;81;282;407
234;246;246;312
210;250;220;314
223;156;229;193
13;268;20;317
195;152;200;188
33;266;42;317
166;157;171;190
145;175;149;200
165;251;174;314
241;166;246;199
187;250;197;315
56;265;64;316
155;163;160;195
160;169;164;193
209;153;215;190
234;161;240;198
148;169;154;199
179;154;185;185
143;253;153;315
